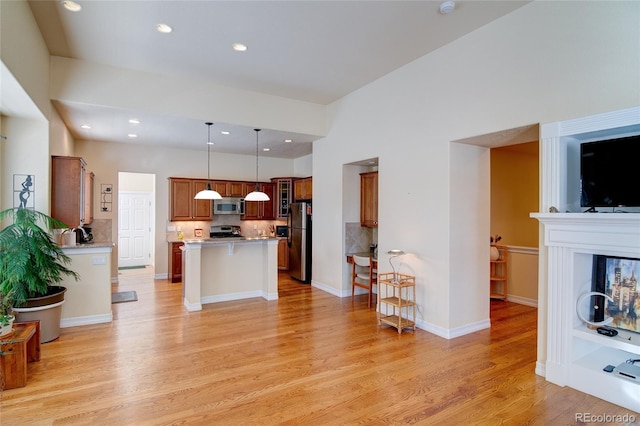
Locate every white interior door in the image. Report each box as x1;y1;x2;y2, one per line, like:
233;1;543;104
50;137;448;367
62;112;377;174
118;191;151;267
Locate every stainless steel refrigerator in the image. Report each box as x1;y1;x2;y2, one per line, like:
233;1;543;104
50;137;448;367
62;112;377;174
287;202;311;283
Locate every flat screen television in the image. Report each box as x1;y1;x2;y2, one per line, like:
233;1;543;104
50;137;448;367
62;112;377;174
591;255;640;334
580;134;640;210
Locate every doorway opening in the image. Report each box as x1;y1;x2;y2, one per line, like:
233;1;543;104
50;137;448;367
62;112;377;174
117;172;156;270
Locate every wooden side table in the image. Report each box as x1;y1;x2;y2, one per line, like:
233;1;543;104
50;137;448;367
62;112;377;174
0;321;41;390
377;273;416;334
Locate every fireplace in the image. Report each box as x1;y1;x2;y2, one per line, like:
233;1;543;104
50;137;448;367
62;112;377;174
535;106;640;412
532;213;640;411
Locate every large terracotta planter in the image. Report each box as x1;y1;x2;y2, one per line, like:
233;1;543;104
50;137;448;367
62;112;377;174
13;286;66;343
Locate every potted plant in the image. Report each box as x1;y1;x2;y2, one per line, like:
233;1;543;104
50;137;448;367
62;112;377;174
0;207;79;342
0;291;15;337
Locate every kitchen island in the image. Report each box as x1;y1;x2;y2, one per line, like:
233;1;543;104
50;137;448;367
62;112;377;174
58;242;115;327
181;237;279;311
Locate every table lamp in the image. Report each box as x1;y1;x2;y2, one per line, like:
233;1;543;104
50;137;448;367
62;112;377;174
387;249;405;283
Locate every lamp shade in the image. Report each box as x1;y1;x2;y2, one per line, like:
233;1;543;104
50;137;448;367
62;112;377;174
244;190;270;201
194;186;222;200
387;249;405;256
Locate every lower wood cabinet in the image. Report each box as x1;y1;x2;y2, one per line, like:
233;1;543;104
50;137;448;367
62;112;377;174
278;238;289;270
169;242;184;283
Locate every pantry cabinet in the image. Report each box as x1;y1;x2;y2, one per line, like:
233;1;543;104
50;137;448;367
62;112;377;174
169;178;213;221
51;156;94;228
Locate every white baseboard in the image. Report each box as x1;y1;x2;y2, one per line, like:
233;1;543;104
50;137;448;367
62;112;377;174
61;313;113;328
311;279;341;297
201;290;264;305
507;294;538;307
416;317;491;339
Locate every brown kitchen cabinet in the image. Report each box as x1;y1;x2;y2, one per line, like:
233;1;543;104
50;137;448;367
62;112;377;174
293;177;312;201
278;238;289;270
272;178;293;219
211;180;247;198
243;183;275;220
169;178;213;221
51;156;94;228
360;171;378;227
84;171;95;225
169;242;184;283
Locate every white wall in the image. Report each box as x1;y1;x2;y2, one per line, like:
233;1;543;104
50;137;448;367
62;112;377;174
313;0;639;337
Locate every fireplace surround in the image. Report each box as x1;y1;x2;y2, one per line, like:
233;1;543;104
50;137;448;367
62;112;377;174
534;106;640;412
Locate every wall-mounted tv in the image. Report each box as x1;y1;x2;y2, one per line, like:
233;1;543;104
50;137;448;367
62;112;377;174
591;255;640;334
580;134;640;210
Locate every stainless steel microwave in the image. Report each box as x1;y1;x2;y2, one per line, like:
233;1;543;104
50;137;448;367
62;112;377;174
213;198;245;215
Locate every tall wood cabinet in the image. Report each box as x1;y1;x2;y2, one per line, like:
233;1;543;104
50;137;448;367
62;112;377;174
169;178;213;221
51;156;94;228
360;171;378;227
272;178;293;219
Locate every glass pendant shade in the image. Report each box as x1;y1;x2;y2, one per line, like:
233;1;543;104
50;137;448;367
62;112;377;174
246;129;270;201
195;122;222;200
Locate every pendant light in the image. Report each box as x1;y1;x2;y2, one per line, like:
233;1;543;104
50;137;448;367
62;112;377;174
194;122;222;200
244;129;270;201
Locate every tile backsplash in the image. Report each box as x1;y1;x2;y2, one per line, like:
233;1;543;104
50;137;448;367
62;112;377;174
345;222;377;254
89;219;112;243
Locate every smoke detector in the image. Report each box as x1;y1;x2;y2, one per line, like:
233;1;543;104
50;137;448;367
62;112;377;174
439;1;456;14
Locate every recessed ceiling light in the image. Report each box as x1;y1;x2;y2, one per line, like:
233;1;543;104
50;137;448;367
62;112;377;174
128;134;138;138
156;23;172;34
221;131;230;135
62;1;82;12
129;119;140;124
80;124;91;129
263;148;270;152
284;139;292;143
232;43;248;52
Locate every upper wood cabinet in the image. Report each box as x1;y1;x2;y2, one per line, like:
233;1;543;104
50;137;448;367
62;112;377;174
243;183;275;220
169;178;213;221
293;177;312;201
360;171;378;227
51;156;94;228
211;181;247;198
85;171;95;225
272;178;293;219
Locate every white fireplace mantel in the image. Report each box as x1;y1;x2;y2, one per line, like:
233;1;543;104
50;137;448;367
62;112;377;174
532;213;640;255
531;212;640;411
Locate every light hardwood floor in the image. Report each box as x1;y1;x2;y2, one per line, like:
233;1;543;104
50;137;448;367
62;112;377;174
1;268;638;425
